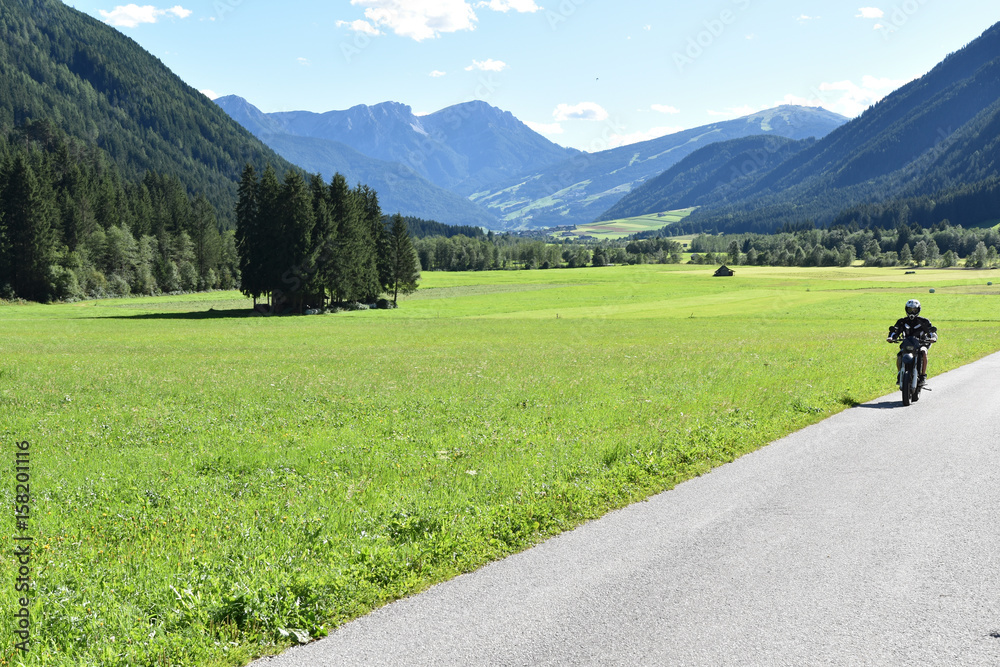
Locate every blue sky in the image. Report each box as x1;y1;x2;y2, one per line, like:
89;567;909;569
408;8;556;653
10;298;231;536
63;1;1000;151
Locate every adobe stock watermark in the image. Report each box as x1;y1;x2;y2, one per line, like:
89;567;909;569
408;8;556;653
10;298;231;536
897;125;957;181
530;114;627;200
710;137;789;200
212;0;247;22
546;0;589;31
674;0;753;74
383;73;503;191
12;440;33;655
876;0;930;40
341;28;377;65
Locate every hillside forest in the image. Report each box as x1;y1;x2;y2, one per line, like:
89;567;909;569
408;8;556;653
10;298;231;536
0;120;239;302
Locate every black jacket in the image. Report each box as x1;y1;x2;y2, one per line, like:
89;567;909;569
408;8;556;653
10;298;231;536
888;316;936;342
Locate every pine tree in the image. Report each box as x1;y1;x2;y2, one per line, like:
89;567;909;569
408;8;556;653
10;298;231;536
351;183;381;302
308;174;334;305
327;174;372;304
1;153;58;300
189;195;221;289
357;184;390;296
275;170;316;310
235;163;261;303
256;164;282;304
386;213;420;305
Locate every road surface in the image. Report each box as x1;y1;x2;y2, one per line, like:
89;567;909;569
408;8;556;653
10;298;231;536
253;351;1000;666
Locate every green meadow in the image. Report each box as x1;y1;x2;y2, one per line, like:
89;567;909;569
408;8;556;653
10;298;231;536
559;208;695;239
3;264;1000;665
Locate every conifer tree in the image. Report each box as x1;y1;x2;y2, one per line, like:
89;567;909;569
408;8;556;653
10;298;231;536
357;184;390;297
350;183;381;302
326;173;364;304
235;163;261;302
276;170;315;310
386;213;420;305
1;153;57;300
190;195;221;289
308;174;334;305
256;164;282;304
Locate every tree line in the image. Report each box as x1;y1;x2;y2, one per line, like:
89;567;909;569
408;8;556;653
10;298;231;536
234;165;419;312
687;221;1000;268
0;120;238;302
410;233;689;271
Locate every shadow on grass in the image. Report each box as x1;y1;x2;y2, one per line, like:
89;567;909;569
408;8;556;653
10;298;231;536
93;308;257;320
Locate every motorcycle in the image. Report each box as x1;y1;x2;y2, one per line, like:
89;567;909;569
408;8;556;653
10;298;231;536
888;329;936;406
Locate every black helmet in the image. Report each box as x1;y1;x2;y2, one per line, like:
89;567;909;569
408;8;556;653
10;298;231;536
905;299;921;318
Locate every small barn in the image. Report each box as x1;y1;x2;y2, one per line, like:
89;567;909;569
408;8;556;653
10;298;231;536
713;265;735;277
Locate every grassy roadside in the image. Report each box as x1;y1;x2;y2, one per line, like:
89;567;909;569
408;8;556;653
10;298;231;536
2;265;999;665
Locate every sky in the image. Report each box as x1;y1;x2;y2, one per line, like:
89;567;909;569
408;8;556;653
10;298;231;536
61;0;1000;152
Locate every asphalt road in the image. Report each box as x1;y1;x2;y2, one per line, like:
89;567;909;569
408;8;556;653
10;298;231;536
253;351;1000;666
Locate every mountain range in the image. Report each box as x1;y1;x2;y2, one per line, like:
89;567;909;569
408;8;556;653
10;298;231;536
3;0;998;240
615;21;1000;233
215;95;583;227
471;105;848;229
217;97;849;230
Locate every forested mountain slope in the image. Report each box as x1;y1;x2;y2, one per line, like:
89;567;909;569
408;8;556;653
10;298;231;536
661;21;1000;233
0;0;293;225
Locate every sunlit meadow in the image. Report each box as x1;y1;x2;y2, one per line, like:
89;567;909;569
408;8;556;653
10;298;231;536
2;264;999;665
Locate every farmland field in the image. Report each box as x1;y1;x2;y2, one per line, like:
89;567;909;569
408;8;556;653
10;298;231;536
3;264;1000;665
556;208;695;240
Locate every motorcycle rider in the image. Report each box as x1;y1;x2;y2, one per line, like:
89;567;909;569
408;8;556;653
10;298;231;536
887;299;937;387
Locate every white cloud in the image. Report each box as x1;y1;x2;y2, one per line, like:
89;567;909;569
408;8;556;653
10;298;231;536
797;14;820;22
861;75;904;90
336;19;383;36
348;0;478;41
99;4;192;28
297;57;311;66
201;89;219;100
651;104;680;114
608;127;683;148
465;58;507;72
777;76;908;117
553;102;609;121
429;70;447;77
525;121;564;135
476;0;540;12
856;7;884;18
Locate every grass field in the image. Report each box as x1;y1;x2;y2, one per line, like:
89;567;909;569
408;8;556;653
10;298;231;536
556;208;695;240
3;264;1000;665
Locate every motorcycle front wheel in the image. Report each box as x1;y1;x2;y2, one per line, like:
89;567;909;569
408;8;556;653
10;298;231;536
901;370;912;406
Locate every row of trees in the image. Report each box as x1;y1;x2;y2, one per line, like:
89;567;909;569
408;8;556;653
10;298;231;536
412;234;606;271
234;165;419;310
408;218;1000;275
688;221;1000;268
0;121;238;302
